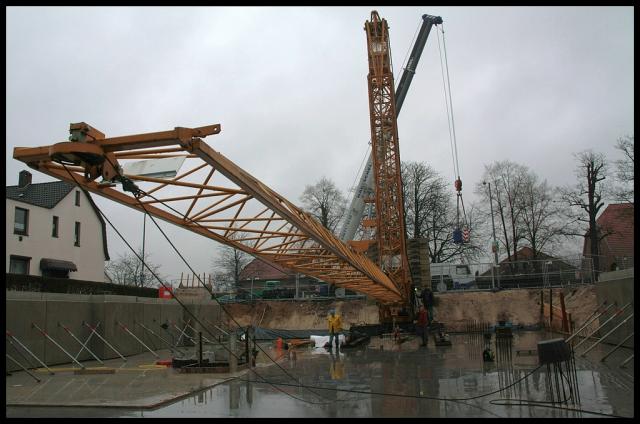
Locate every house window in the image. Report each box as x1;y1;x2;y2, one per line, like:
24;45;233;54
75;191;81;206
14;207;29;235
9;255;30;275
74;222;81;246
52;216;59;238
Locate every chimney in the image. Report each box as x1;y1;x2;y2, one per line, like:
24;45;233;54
18;170;32;188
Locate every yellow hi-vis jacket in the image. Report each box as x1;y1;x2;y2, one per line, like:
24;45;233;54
327;315;342;333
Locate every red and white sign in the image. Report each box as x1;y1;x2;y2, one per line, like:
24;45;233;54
158;286;173;299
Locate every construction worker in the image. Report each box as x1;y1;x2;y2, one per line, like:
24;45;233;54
416;305;429;346
420;287;435;322
327;309;342;351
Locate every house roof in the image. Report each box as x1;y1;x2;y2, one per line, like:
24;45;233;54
7;180;110;261
239;258;295;281
6;181;74;209
499;246;557;263
593;203;634;259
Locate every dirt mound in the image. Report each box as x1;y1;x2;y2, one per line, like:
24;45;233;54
221;286;599;333
223;299;379;330
554;285;599;331
434;289;542;331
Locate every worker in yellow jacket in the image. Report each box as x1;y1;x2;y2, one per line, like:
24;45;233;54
327;309;342;351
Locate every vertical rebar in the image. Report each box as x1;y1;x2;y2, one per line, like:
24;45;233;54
229;335;237;373
198;332;203;367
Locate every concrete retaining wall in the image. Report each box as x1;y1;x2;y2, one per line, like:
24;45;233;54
5;291;222;372
595;269;634;348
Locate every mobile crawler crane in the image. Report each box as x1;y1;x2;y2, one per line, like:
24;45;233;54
13;11;443;325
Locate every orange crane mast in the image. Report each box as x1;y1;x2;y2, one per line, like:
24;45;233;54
364;11;412;305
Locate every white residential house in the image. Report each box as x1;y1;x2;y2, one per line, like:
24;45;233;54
6;170;109;281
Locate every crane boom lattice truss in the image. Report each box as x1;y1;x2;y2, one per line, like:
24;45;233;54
365;11;412;301
13;123;403;304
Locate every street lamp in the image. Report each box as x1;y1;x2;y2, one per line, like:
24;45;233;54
483;181;500;289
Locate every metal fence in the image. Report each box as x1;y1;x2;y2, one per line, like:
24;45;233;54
431;256;603;293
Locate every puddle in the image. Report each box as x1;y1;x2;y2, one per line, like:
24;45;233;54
6;331;633;418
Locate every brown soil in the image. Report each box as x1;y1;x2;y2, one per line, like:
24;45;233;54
223;299;379;330
221;286;599;333
552;285;599;332
434;289;542;331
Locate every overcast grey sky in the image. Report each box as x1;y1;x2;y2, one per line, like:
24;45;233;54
6;6;634;284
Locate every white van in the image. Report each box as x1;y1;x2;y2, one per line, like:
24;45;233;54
430;263;476;291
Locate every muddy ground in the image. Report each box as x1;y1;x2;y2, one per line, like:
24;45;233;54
223;285;598;332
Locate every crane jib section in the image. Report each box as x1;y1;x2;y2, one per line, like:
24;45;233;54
364;11;412;301
13;123;403;304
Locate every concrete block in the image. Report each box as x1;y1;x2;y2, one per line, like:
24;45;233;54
6;299;46;372
596;276;634;347
103;301;145;357
140;303;163;351
158;303;184;346
44;300;93;365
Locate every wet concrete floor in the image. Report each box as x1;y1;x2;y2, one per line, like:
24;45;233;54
6;331;634;418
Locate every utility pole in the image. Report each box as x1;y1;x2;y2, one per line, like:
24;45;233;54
483;181;499;289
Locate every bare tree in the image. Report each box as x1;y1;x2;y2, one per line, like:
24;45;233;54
402;161;438;240
212;233;252;289
613;135;634;203
517;175;564;261
478;161;527;272
401;161;483;263
558;150;609;279
300;176;346;233
105;250;164;288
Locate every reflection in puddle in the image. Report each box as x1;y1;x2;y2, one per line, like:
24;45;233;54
6;331;630;418
138;332;629;418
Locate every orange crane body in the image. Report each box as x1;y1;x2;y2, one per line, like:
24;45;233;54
364;11;412;305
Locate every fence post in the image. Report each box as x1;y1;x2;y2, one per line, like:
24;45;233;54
229;335;237;373
559;293;569;333
549;288;553;328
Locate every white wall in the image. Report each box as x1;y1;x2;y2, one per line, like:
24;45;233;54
6;189;107;282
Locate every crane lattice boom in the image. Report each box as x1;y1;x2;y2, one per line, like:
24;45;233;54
13;123;404;304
